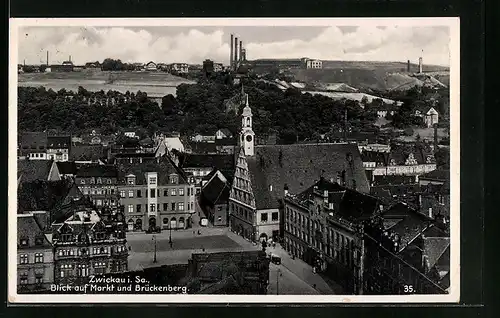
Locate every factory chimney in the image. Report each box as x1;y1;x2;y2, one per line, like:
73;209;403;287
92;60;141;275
418;50;423;73
407;60;411;72
239;40;243;63
234;37;239;71
230;34;234;70
69;55;72;62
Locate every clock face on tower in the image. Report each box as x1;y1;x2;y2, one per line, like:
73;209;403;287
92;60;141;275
246;135;253;142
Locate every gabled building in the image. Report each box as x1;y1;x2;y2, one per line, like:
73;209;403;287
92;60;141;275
75;165;119;208
145;61;158;71
51;202;128;285
215;128;233;140
47;136;71;162
371;145;437;177
70;144;106;165
116;157;196;231
229;89;370;243
17;159;61;185
17;213;54;293
414;106;439;128
283;178;380;294
177;153;235;192
18;132;48;160
199;170;231;226
56;161;78;179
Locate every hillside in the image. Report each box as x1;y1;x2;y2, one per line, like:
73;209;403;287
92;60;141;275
291;61;449;91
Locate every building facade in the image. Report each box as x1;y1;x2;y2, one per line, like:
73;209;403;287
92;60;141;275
75;165;119;208
117;158;196;231
305;59;323;69
17;213;54;293
52;206;128;285
47;136;71;162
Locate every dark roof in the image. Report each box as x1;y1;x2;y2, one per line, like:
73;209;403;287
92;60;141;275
76;164;118;178
370;184;421;199
180;154;235;181
215;138;237;146
18;159;55;183
361;151;387;165
217;128;233;136
117;156;188;185
372;175;417;186
71;144;106;161
190;142;218;154
17;214;52;248
423;236;450;270
56;161;78;175
201;172;231;206
388;144;435;165
382;203;432;252
419;169;450;182
18;132;48;152
47;136;71;149
248;143;369;209
17;180;83;215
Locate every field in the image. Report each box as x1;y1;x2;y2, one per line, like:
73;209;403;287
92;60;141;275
18;70;195;97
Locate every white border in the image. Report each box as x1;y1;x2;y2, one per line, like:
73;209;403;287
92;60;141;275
8;17;460;304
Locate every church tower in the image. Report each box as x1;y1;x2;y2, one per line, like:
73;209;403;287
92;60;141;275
239;91;255;156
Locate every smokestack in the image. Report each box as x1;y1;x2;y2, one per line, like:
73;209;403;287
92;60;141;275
69;55;71;62
419;56;423;73
234;37;238;71
407;60;410;72
23;59;25;66
230;34;234;70
47;51;49;66
239;40;243;62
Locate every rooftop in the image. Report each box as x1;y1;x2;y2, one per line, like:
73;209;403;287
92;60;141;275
17;159;55;183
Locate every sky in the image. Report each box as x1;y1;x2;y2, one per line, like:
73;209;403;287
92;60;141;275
18;25;450;66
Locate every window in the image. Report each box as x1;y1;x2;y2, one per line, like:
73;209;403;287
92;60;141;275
128;177;135;185
171;203;176;211
163;218;169;225
20;273;28;285
35;276;44;284
272;212;279;221
60;264;73;278
157;189;161;197
35;236;44;246
107;179;112;184
20;238;29;247
96;199;102;206
136;204;141;213
150;204;156;212
163;189;169;196
78;264;89;277
261;213;268;223
97;177;102;184
90;178;95;184
120;190;125;198
19;254;28;264
149;177;157;185
171;189;177;196
150;189;156;198
128;205;134;213
179;188;184;196
137;190;142;197
128;190;134;198
169;175;178;184
80;179;85;184
163;203;168;211
178;203;184;211
35;253;43;263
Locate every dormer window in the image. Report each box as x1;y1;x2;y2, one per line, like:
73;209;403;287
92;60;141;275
90;178;95;184
20;238;29;247
80;179;85;184
35;236;44;246
97;177;102;184
169;174;178;184
127;176;136;185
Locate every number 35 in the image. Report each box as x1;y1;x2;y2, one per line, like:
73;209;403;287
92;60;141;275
404;285;414;293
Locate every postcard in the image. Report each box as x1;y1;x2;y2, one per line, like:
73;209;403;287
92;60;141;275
9;17;460;303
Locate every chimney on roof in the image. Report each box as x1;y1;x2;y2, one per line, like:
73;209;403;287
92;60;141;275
69;55;72;62
239;40;243;63
419;54;423;74
47;51;49;66
234;37;239;71
407;60;411;72
428;207;433;218
328;202;334;210
379;204;384;212
230;34;234;70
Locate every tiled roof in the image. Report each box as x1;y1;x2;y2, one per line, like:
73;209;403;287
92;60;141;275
419;169;450;182
215;138;237;146
17;180;82;215
190;142;218;154
388;144;435;165
372;175;417;186
247;143;369;210
201;172;231;206
117;156;188;185
424;236;450;270
361;151;388;165
17;214;52;248
71;144;106;161
18;132;48;151
17;159;54;183
47;136;71;149
217;128;233;136
56;161;77;175
382;203;432;252
76;164;118;178
180;154;235;182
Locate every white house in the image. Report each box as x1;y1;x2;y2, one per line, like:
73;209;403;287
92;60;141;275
124;132;139;139
169;63;189;74
215;128;233;140
145;61;157;71
305;59;323;69
415;107;439;128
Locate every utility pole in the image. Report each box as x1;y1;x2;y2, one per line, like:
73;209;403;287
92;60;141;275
152;235;157;263
276;268;280;295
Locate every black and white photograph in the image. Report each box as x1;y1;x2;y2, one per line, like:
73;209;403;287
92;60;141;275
8;18;460;303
